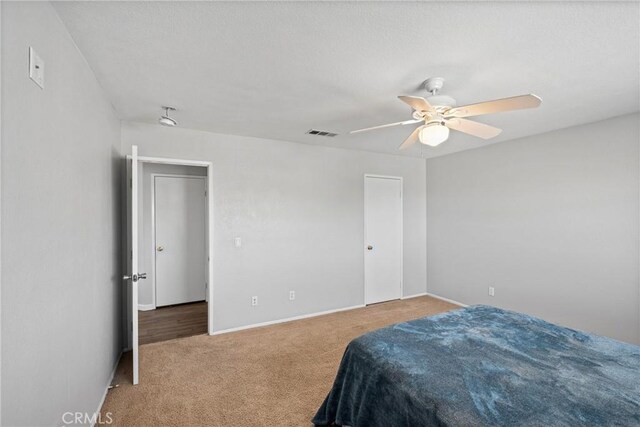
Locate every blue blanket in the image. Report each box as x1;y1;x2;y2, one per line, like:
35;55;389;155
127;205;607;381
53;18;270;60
313;305;640;426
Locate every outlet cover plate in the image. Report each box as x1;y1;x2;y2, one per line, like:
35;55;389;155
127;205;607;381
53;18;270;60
29;47;44;89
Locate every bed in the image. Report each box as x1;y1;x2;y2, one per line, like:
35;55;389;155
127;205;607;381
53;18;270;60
313;305;640;427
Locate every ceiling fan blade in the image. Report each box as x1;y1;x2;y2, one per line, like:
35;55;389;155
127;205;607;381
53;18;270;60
399;126;422;150
350;119;422;134
398;96;435;113
447;94;541;118
445;118;502;139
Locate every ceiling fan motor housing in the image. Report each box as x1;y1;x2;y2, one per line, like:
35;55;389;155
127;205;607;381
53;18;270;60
423;77;456;108
426;95;457;108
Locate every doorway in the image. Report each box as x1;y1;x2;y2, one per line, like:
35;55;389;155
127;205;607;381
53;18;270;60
364;175;403;305
137;173;208;345
124;146;213;384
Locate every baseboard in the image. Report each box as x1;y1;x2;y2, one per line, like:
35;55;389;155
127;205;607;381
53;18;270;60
138;303;155;311
210;294;466;336
426;292;468;307
401;292;427;300
92;351;122;427
211;304;366;336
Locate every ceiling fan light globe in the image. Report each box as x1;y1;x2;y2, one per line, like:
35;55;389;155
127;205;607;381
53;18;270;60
159;116;177;127
419;124;449;146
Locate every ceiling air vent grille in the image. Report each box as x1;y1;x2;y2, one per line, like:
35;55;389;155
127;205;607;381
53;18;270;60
306;129;338;137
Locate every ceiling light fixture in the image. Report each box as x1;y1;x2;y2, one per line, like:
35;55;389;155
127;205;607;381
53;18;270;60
349;77;541;151
419;122;449;146
159;106;177;127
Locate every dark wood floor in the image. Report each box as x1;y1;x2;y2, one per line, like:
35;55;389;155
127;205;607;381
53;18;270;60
139;301;208;345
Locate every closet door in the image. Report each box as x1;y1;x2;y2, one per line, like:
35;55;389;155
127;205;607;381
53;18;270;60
364;175;403;305
154;176;207;307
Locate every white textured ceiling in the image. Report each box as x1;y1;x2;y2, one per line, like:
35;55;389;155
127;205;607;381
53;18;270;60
53;1;639;158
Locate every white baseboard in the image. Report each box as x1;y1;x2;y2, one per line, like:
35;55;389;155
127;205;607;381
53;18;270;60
211;304;366;336
426;292;468;307
92;351;122;427
401;292;427;300
138;303;155;311
210;294;467;337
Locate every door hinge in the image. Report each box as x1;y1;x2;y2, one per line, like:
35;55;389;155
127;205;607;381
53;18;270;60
130;178;132;189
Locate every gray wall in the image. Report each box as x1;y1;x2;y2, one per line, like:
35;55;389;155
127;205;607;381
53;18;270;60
0;2;4;422
427;113;640;344
1;2;122;425
138;163;206;308
122;122;427;332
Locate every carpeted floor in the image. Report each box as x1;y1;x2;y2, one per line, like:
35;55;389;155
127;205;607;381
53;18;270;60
102;296;459;426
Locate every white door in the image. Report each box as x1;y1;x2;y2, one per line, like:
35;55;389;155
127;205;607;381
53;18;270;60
124;145;142;385
154;176;207;307
364;176;403;305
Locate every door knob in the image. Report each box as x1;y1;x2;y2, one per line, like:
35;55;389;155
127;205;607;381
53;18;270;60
123;273;147;282
157;246;164;252
367;245;373;250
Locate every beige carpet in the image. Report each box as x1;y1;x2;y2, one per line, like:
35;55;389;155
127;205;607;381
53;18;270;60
102;296;459;426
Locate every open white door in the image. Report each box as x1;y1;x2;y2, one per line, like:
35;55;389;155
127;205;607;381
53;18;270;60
124;145;144;384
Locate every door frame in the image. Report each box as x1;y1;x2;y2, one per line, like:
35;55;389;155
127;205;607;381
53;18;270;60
150;173;208;310
127;154;214;336
363;174;404;305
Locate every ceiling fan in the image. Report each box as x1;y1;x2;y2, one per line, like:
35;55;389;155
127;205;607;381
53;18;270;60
350;78;541;150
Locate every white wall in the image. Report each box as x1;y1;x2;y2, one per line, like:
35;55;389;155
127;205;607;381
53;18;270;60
426;113;640;344
138;163;206;308
1;2;122;425
122;122;427;332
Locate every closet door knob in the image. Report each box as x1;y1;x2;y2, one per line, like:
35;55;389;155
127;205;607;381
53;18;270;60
157;246;164;252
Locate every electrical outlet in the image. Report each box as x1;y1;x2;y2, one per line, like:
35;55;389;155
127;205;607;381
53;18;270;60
289;291;295;301
251;296;258;306
488;286;495;297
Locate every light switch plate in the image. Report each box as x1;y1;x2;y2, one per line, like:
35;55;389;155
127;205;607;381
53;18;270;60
29;47;44;89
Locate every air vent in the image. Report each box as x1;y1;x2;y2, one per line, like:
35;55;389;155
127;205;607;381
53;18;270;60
306;129;338;137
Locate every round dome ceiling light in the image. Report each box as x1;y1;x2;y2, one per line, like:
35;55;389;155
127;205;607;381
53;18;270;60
419;122;450;147
159;106;178;127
